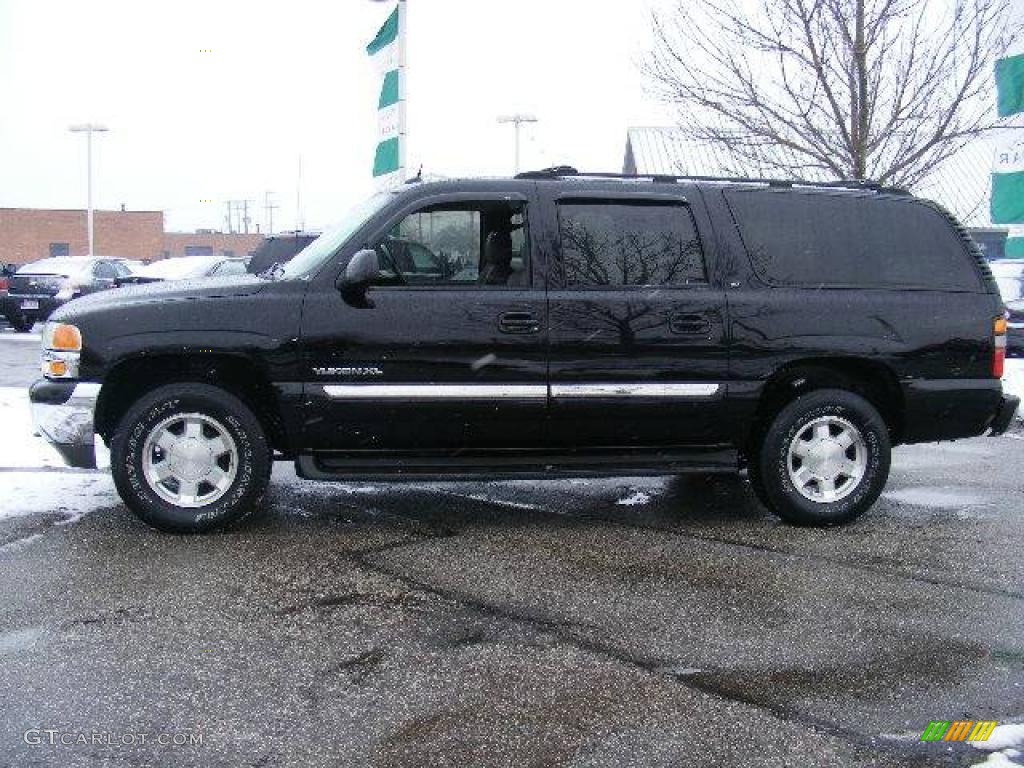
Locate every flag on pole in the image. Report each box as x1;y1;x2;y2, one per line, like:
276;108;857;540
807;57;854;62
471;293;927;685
367;3;405;182
991;134;1024;224
996;53;1024;118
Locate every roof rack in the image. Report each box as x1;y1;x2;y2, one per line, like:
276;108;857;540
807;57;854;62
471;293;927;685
514;166;909;195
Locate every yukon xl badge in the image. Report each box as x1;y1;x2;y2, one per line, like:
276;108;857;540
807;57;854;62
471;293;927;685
313;366;384;377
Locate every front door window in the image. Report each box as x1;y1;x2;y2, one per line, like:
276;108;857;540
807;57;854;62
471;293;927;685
371;202;529;288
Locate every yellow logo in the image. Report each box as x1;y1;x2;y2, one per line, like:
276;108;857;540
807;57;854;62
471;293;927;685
920;721;997;742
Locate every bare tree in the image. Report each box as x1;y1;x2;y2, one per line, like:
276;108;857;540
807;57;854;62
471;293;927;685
645;0;1018;187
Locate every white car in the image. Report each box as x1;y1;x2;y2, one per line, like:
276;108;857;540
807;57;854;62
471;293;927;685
128;256;249;284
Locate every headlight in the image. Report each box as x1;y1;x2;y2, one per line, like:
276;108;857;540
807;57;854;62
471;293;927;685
42;322;82;352
41;323;82;379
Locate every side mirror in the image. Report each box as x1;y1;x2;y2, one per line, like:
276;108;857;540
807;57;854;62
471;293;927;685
337;248;380;307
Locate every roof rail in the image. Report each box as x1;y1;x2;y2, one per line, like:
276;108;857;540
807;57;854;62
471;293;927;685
513;166;909;194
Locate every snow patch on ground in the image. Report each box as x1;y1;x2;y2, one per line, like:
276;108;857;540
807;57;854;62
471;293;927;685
0;533;44;554
968;724;1024;767
970;749;1022;767
0;387;64;469
0;331;42;343
1005;359;1024;423
975;725;1024;752
616;490;652;506
882;486;990;510
0;471;116;521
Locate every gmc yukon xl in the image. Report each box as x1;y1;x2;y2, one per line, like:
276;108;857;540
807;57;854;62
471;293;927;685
29;169;1019;532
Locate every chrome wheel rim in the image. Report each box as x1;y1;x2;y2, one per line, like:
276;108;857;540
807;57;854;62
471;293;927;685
142;413;238;508
786;416;867;504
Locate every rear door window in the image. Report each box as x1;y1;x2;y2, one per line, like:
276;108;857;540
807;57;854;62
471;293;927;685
556;201;706;288
724;190;982;291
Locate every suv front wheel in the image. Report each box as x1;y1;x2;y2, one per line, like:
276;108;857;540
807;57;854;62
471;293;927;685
755;389;890;526
111;383;272;533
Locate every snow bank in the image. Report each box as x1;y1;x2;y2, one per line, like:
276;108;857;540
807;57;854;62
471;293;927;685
0;471;115;521
1004;359;1024;423
0;387;64;468
968;724;1024;768
970;749;1022;767
974;724;1024;752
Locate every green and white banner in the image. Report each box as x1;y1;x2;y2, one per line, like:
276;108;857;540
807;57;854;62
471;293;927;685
991;134;1024;224
366;3;404;181
996;53;1024;118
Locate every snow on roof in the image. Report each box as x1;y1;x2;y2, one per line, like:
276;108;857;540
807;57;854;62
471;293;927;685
623;125;1022;228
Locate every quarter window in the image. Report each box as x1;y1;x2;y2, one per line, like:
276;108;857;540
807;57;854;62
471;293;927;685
557;202;707;288
725;190;982;290
371;201;529;287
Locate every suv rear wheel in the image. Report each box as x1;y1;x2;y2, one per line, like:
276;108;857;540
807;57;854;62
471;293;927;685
755;389;890;526
111;383;271;533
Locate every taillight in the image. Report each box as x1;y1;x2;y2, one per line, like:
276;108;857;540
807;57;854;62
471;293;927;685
994;316;1007;378
0;277;7;292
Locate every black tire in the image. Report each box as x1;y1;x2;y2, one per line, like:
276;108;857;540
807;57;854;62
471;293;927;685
8;314;34;332
111;383;271;533
757;388;890;526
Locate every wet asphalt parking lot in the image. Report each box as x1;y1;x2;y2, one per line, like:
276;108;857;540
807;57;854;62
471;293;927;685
1;329;1022;767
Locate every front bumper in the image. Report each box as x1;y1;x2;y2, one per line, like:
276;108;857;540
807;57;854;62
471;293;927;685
29;379;101;468
989;395;1021;436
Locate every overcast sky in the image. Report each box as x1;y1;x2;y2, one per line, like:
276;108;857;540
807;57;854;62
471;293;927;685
0;0;672;233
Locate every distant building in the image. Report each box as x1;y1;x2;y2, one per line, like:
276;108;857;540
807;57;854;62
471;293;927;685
0;208;265;266
161;231;265;260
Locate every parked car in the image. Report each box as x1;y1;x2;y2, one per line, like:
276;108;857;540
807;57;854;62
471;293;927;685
247;232;318;274
118;255;249;285
3;256;132;332
29;170;1018;533
991;259;1024;304
1007;298;1024;357
0;263;16;329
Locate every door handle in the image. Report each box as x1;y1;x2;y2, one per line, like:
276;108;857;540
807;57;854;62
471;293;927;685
498;311;540;334
669;313;711;335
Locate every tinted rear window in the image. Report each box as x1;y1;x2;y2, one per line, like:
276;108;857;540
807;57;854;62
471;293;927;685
17;257;92;276
725;190;981;291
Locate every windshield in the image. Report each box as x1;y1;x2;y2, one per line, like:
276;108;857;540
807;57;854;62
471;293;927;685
141;256;220;280
17;257;93;276
279;191;396;279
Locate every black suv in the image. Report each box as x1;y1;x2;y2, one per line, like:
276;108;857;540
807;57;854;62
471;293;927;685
29;171;1019;532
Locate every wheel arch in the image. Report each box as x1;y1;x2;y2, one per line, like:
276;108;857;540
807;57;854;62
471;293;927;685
94;353;290;456
748;357;904;454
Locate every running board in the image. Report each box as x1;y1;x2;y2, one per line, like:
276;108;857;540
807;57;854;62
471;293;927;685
295;447;738;482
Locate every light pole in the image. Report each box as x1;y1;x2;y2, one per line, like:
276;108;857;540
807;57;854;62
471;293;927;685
497;114;538;175
69;123;109;257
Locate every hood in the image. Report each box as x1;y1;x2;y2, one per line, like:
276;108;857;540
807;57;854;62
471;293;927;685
50;274;267;322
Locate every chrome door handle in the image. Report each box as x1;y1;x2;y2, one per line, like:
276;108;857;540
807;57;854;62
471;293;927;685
498;311;540;334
